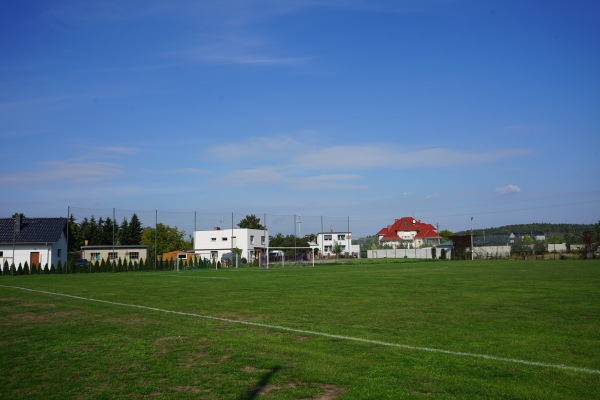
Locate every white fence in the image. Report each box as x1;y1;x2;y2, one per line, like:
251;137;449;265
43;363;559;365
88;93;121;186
367;247;451;260
473;246;511;259
368;243;584;260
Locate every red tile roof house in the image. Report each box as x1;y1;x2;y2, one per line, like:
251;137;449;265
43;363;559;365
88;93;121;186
376;217;441;249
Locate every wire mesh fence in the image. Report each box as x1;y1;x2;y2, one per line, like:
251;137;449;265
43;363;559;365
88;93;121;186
68;208;354;239
66;206;360;271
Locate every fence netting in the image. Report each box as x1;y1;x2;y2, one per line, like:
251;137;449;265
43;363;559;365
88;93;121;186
67;206;364;270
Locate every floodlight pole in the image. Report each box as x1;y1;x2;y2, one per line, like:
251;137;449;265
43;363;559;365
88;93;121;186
470;217;474;261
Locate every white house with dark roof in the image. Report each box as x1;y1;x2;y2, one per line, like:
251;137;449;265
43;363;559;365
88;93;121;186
0;215;68;271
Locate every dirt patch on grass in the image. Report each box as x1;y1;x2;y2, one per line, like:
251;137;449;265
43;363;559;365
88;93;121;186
170;385;210;394
242;365;272;373
105;316;150;326
314;384;347;399
23;301;58;308
153;336;185;345
6;310;82;324
251;381;347;399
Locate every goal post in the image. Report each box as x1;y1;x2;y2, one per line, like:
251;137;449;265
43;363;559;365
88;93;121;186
266;246;318;269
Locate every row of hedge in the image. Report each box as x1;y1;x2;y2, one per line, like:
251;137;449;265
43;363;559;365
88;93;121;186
0;257;219;275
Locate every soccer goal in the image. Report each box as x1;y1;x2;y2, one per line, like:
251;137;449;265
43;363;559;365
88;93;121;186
266;246;317;269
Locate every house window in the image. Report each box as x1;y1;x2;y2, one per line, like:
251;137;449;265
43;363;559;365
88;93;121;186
250;235;255;244
222;237;228;241
324;235;332;241
324;245;332;252
0;251;3;257
337;234;346;240
211;251;218;259
108;252;118;260
57;249;62;257
261;236;265;245
91;252;100;261
129;252;140;260
211;237;216;242
177;253;187;260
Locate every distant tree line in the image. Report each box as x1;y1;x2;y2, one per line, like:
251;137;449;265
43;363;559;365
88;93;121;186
68;214;143;251
455;223;597;244
68;214;192;258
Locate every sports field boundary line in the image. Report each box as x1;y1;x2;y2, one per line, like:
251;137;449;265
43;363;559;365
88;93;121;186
2;284;599;375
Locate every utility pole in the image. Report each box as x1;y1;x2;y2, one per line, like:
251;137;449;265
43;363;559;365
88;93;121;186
471;217;474;261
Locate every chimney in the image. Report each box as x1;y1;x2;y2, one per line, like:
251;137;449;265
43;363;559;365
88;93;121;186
213;226;221;230
14;214;22;234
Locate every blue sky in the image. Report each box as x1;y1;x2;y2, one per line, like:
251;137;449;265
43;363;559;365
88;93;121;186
1;0;599;236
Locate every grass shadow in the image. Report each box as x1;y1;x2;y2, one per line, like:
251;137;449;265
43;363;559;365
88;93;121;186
238;365;281;400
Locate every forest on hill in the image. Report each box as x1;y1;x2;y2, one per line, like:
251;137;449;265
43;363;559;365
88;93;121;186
455;222;599;242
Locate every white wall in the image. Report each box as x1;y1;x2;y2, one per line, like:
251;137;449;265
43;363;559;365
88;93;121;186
81;246;148;263
0;233;67;270
367;247;451;260
316;232;360;257
194;228;268;261
472;246;511;259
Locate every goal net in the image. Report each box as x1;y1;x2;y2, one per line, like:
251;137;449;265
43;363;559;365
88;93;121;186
266;247;316;269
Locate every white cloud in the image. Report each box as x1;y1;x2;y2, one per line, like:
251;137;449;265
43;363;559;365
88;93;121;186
209;135;529;171
224;166;285;183
96;146;140;155
495;184;521;195
172;28;314;66
295;174;367;190
206;134;530;193
209;134;303;159
295;145;528;169
0;160;123;186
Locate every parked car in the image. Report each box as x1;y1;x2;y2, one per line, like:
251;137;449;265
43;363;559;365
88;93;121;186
74;259;89;266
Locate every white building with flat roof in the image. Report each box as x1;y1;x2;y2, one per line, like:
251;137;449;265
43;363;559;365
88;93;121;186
315;232;360;258
193;227;268;263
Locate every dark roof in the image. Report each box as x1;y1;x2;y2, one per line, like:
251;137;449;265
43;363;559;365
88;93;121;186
0;217;67;245
81;245;148;250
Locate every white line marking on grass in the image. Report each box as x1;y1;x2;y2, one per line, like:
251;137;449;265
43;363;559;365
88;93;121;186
2;285;599;375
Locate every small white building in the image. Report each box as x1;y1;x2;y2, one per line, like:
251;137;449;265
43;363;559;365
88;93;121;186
315;232;360;258
193;227;269;263
80;245;149;264
0;216;67;271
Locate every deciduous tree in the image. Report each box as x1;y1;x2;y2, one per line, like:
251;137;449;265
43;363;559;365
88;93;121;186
237;214;266;230
141;223;191;261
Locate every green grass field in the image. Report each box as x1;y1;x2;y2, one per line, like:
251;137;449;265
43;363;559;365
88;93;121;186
1;259;599;399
